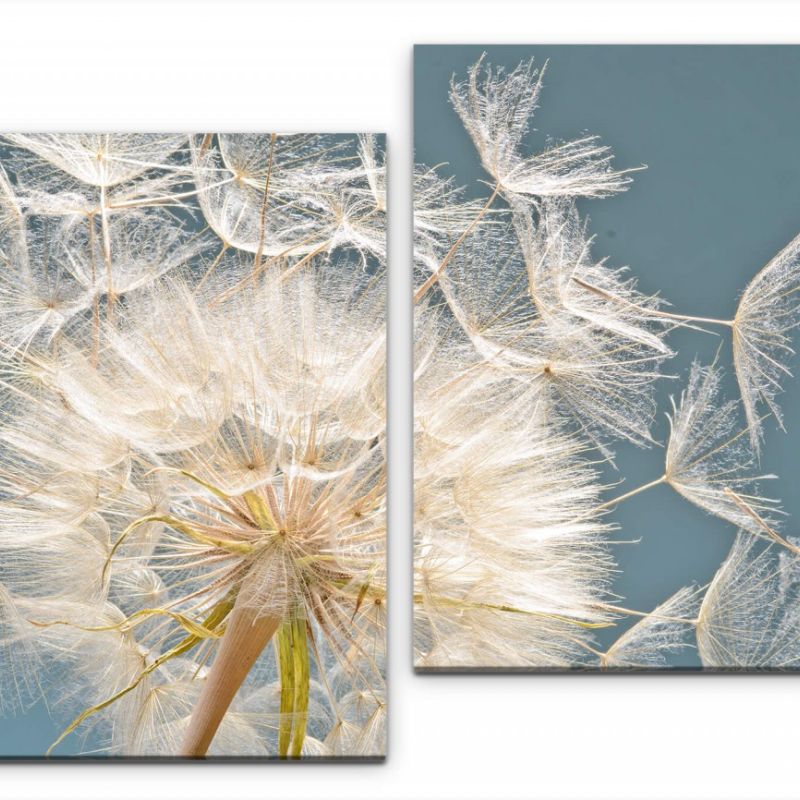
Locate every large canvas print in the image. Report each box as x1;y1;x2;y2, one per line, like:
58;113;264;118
413;45;800;670
0;133;387;757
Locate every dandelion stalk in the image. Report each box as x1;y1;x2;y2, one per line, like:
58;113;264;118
180;598;281;758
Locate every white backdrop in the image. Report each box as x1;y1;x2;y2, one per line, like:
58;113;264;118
1;2;799;798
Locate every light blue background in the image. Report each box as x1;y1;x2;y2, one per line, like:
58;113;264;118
415;45;800;667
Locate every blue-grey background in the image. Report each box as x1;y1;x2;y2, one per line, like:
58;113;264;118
415;45;800;668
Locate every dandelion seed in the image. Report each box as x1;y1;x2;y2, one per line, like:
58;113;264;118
697;532;800;669
732;233;800;452
514;199;670;353
664;359;780;534
569;232;800;452
4;134;188;188
600;588;701;669
450;55;635;200
413;166;497;254
191;134;385;261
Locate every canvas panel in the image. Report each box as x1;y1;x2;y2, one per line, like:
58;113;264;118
0;133;387;757
413;45;800;671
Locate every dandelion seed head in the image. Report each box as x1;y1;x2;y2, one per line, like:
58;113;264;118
0;132;386;756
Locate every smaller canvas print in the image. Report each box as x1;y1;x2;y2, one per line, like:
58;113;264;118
0;133;386;757
413;45;800;671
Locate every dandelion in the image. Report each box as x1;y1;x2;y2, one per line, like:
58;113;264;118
595;358;783;536
413;166;495;255
0;136;211;354
0;167;88;349
428;220;669;450
0;132;386;757
4;134;188;188
191;134;385;263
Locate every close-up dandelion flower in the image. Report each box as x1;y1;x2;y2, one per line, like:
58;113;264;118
0;132;387;758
